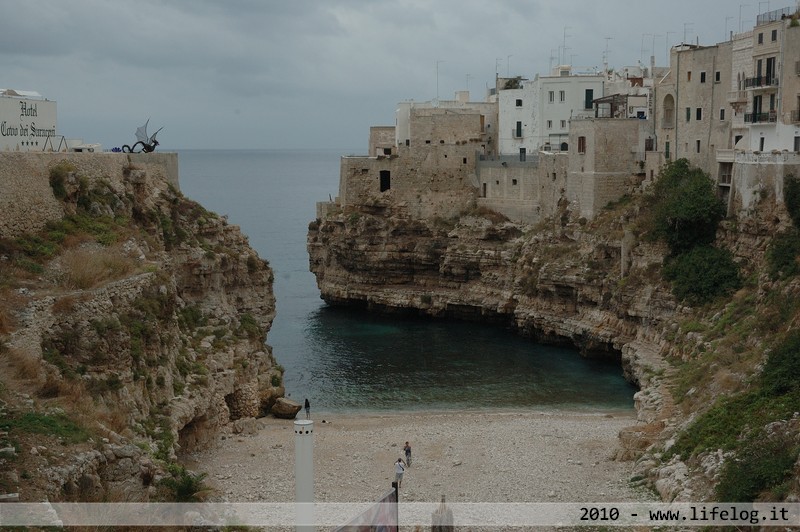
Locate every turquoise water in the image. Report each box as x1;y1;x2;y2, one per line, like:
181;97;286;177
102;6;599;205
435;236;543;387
177;149;637;414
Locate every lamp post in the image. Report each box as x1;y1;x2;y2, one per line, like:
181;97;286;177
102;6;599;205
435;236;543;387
294;419;314;532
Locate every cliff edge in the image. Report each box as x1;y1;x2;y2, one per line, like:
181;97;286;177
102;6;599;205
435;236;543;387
0;153;280;502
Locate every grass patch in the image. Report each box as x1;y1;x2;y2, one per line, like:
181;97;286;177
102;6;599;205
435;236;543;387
0;411;90;443
59;246;136;289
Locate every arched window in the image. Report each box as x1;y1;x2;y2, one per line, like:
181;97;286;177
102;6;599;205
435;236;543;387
662;94;675;128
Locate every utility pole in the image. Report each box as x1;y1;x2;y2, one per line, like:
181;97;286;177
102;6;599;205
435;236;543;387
739;4;750;33
436;60;445;101
665;31;675;65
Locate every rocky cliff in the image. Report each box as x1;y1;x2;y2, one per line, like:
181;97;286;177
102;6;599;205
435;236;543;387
0;154;280;502
308;181;800;501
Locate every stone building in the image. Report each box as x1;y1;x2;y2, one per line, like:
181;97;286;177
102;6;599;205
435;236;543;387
336;95;493;220
325;5;800;227
654;42;734;173
654;6;800;216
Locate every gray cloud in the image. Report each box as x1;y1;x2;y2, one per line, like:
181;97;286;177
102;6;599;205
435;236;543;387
0;0;751;149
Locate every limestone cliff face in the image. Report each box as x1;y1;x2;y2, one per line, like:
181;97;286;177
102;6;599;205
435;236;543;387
308;202;676;411
308;193;799;501
0;154;279;502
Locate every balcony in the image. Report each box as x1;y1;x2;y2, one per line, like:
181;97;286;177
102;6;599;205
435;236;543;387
727;90;748;104
716;149;734;163
744;111;777;123
744;76;779;89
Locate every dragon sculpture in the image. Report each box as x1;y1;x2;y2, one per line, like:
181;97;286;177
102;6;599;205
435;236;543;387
122;119;163;153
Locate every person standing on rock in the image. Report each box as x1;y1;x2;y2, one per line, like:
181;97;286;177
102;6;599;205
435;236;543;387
394;457;406;488
304;398;310;419
403;441;412;467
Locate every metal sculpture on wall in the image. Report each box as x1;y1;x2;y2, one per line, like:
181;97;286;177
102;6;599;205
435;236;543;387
122;119;163;153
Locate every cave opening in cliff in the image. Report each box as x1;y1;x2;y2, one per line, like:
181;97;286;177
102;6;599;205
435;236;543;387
178;414;212;454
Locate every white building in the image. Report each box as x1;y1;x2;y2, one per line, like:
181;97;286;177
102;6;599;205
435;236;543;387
0;89;58;152
498;66;605;156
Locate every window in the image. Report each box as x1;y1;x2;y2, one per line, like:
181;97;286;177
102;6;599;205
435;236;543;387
577;136;586;154
515;99;523;107
772;29;777;41
720;108;726;120
715;71;721;83
519;148;526;162
700;72;706;83
696;108;703;120
512;179;518;185
795;136;800;152
584;89;594;110
686;107;691;121
687;71;692;81
665;141;671;159
696;140;701;153
547;120;552;129
549;91;555;103
560;120;566;128
759;137;765;151
758;32;764;44
515;121;522;137
559;90;566;102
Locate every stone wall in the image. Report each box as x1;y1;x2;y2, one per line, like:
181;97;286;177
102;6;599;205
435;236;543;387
0;152;178;238
369;126;396;157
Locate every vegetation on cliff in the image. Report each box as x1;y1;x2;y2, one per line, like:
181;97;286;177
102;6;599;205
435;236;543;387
0;157;278;502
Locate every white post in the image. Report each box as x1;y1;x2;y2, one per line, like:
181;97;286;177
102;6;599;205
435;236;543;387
294;419;314;532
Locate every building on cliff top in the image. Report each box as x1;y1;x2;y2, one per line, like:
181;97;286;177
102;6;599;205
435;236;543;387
323;5;800;225
0;89;58;152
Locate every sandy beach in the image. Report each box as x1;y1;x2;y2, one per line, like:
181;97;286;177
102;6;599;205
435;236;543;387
188;409;650;506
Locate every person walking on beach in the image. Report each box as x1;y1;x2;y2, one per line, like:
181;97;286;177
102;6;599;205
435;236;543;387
304;398;310;419
394;457;406;488
403;441;412;467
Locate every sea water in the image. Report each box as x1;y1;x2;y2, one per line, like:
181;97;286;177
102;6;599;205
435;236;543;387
177;149;637;414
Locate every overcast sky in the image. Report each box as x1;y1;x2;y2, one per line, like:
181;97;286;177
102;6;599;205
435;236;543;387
1;0;775;151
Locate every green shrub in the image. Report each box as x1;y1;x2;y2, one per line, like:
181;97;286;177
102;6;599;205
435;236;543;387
159;464;209;502
784;176;800;228
761;330;800;396
647;159;725;254
237;313;262;340
662;246;740;304
767;229;800;279
48;162;75;200
715;434;799;501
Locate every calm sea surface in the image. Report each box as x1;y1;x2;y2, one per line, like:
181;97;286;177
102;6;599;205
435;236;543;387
176;149;636;414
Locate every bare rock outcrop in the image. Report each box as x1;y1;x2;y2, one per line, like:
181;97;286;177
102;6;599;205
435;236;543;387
0;153;281;502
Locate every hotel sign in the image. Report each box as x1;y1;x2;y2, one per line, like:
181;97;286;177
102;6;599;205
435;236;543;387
0;96;57;152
